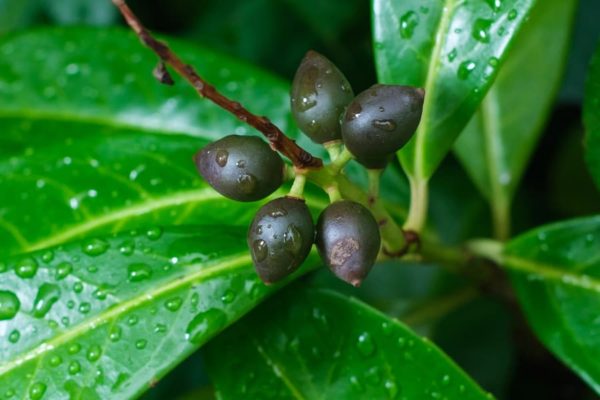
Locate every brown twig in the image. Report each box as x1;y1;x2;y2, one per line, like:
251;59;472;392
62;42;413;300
112;0;322;169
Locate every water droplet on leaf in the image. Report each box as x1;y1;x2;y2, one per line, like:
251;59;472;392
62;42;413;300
32;283;61;318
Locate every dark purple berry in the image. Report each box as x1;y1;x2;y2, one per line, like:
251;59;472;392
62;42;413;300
291;50;354;144
341;84;424;169
194;135;284;202
316;200;381;286
248;197;314;284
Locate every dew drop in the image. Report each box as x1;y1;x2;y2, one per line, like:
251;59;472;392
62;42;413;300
447;48;457;62
82;238;110;256
365;366;381;385
32;283;61;318
0;291;20;320
252;240;268;262
127;263;153;282
472;18;493;43
164;296;183;311
29;382;47;400
127;315;139;326
68;343;81;354
385;379;399;399
109;326;122;342
237;173;257;194
441;374;451;386
68;360;81;375
458;61;477;80
49;355;62;367
484;0;502;12
284;224;302;254
298;95;317;112
135;339;148;350
146;227;163;240
55;262;73;280
350;375;364;392
185;308;228;344
236;159;246;169
15;257;38;279
399;11;419;39
87;345;102;362
79;302;91;314
41;251;54;263
356;332;375;356
154;323;167;334
72;281;84;294
507;9;518;20
119;240;135;256
221;289;236;304
8;329;20;343
372;119;397;132
215;149;229;167
269;209;288;218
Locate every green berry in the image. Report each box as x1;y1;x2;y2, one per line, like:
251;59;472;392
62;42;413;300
248;197;315;284
341;84;424;169
291;50;354;144
316;200;381;286
194;135;284;202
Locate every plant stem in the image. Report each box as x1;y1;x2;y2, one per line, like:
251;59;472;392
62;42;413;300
491;195;511;241
367;169;382;203
288;172;307;198
466;239;504;264
112;0;322;169
403;175;429;232
329;148;354;174
324;141;342;162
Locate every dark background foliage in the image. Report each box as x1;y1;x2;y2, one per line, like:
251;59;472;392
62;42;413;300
1;0;599;399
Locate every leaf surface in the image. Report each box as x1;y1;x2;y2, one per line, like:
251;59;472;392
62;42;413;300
0;226;318;399
204;286;491;399
503;215;600;394
373;0;537;180
584;41;600;191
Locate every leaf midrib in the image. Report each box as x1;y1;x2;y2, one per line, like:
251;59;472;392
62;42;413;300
0;252;252;376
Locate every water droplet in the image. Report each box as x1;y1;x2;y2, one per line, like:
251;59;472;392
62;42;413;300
236;160;246;169
146;227;163;240
82;238;110;256
447;48;457;62
473;18;493;43
365;366;381;384
79;302;91;314
283;224;302;254
8;329;20;343
4;388;15;398
215;149;229;167
127;315;139;326
0;291;20;320
269;209;288;218
252;239;269;262
135;339;148;350
32;283;61;318
185;308;228;344
154;323;167;334
441;374;451;386
507;9;518;20
350;375;364;392
221;290;236;304
119;240;135;256
399;11;419;39
109;326;122;342
165;297;183;311
458;61;477;80
15;257;38;279
68;343;81;354
372;119;397;132
68;360;81;375
93;288;108;300
41;251;54;263
72;281;84;294
55;262;73;280
381;322;393;335
127;263;152;282
29;382;47;400
87;345;102;362
49;355;62;367
66;300;75;309
237;173;257;194
384;379;399;398
484;0;502;12
298;95;317;112
356;332;375;356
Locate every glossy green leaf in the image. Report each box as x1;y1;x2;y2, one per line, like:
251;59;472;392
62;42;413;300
454;0;577;226
503;215;600;394
583;41;600;191
0;226;318;399
0;28;328;257
204;286;490;399
373;0;536;181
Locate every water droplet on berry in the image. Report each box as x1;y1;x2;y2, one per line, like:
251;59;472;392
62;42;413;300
253;240;268;262
372;119;397;132
237;173;257;194
215;149;229;167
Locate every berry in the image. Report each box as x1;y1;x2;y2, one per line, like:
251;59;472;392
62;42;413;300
316;200;381;286
248;197;315;284
341;84;424;169
291;50;354;144
194;135;284;202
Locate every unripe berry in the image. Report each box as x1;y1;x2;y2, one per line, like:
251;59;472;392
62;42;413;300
291;50;354;144
194;135;284;202
316;200;381;286
341;84;424;169
248;197;315;284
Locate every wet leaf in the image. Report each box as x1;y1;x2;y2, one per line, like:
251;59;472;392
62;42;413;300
503;215;600;394
204;286;490;399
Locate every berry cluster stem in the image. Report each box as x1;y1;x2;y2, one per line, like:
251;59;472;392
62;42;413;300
112;0;322;170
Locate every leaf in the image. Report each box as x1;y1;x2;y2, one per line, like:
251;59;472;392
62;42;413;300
0;28;328;257
373;0;537;181
204;286;491;399
0;0;37;34
453;0;577;226
503;215;600;394
0;226;318;399
40;0;118;26
584;41;600;191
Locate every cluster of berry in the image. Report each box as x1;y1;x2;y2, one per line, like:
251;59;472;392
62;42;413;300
194;51;424;287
